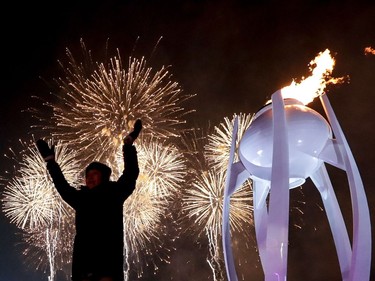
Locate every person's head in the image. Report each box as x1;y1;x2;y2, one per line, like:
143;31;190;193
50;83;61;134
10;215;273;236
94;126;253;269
85;162;111;189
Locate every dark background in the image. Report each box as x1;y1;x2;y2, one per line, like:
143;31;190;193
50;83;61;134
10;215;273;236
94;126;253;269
1;1;374;280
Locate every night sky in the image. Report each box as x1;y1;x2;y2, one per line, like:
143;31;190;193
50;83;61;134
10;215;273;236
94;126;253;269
1;1;375;281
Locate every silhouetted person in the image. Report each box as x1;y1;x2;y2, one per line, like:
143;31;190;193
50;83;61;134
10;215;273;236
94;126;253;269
37;120;142;281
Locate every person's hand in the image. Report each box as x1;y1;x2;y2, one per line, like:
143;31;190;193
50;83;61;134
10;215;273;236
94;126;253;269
124;119;142;145
36;139;55;161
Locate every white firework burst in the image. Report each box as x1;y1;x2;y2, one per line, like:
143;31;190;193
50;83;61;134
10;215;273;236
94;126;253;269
205;113;254;172
2;139;80;280
31;39;194;164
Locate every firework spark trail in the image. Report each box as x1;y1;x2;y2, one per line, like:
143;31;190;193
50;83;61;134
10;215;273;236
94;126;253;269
180;115;253;280
20;215;75;280
123;189;168;279
2;140;80;280
32;39;194;165
206;225;224;281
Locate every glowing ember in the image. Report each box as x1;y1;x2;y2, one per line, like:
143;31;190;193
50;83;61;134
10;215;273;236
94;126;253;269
279;49;345;105
364;46;375;55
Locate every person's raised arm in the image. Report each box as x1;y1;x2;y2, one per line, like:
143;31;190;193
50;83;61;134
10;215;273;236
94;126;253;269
117;120;142;197
36;139;78;208
123;119;143;145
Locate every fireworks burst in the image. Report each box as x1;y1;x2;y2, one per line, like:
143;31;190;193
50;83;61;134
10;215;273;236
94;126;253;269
2;140;81;230
183;169;252;238
31;39;194;165
180;114;253;280
3;176;56;229
137;139;187;197
114;138;187;197
121;138;187;278
205;113;254;172
182;169;252;281
1;140;80;280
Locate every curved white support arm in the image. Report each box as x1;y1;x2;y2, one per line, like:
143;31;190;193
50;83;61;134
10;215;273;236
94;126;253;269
223;116;250;281
311;164;352;280
253;180;270;270
263;90;290;281
320;94;371;281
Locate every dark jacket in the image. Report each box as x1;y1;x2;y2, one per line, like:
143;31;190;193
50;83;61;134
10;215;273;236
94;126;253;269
46;144;139;281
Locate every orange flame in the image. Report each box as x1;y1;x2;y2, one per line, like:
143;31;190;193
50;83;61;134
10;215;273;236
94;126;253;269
280;49;345;105
364;46;375;55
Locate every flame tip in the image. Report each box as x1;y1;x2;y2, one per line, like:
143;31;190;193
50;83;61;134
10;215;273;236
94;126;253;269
279;49;344;105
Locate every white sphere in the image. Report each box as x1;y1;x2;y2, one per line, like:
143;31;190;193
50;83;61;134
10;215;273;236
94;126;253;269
239;99;332;187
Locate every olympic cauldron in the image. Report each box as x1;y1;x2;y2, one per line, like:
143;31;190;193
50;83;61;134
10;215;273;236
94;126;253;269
240;98;331;188
222;90;371;281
